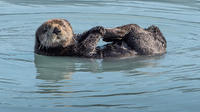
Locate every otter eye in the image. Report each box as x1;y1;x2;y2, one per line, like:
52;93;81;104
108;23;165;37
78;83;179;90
53;27;61;34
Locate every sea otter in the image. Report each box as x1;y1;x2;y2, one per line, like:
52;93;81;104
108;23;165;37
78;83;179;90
35;19;167;58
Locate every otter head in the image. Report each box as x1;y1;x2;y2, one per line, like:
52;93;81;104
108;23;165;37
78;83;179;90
35;19;74;49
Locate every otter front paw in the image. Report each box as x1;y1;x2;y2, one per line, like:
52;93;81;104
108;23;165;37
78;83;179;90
89;26;105;35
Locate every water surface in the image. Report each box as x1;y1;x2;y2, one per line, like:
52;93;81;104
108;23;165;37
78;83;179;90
0;0;200;112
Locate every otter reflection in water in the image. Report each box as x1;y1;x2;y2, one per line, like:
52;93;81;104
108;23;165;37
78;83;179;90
35;19;167;58
34;54;101;81
34;54;164;81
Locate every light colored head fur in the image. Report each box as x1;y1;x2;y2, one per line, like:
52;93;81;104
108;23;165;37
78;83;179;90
36;19;74;48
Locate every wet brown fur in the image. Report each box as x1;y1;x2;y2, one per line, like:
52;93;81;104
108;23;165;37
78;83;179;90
35;19;167;58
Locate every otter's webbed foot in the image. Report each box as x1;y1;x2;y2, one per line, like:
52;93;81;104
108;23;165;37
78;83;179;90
103;28;125;42
102;24;139;42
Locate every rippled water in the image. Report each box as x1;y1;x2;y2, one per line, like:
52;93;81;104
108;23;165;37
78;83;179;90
0;0;200;112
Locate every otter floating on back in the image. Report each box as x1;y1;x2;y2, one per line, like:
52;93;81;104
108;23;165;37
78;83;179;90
35;19;167;58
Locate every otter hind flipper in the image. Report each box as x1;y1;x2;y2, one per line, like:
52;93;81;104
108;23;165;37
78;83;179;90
145;25;167;47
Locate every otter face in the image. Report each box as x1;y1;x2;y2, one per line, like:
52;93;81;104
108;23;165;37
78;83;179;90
36;19;74;48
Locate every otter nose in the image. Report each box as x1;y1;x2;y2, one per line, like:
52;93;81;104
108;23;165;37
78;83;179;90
53;27;61;35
